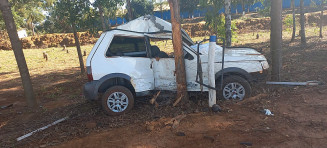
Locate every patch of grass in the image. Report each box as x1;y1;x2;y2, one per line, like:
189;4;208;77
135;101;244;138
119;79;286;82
0;45;93;80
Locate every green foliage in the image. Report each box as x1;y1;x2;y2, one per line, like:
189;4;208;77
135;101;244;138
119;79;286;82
283;14;293;28
258;0;270;17
54;0;90;25
0;0;45;31
130;0;154;18
205;13;237;40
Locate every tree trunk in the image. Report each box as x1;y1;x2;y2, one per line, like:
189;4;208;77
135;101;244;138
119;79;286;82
300;0;306;46
225;0;232;47
242;0;245;15
320;0;324;38
126;0;133;21
98;5;106;31
247;0;250;12
168;0;188;103
72;22;85;73
291;0;296;42
0;0;37;108
270;0;283;81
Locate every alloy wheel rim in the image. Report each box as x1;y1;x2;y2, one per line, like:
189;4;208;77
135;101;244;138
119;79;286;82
107;92;129;112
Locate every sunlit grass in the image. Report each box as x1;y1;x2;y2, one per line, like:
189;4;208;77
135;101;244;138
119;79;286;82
0;45;94;80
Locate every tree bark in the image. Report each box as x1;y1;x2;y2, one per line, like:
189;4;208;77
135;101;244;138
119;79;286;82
247;0;250;12
126;0;133;21
0;0;37;108
291;0;296;42
72;22;85;73
320;0;324;38
225;0;232;47
168;0;188;103
98;5;106;31
242;0;245;15
270;0;283;81
300;0;306;46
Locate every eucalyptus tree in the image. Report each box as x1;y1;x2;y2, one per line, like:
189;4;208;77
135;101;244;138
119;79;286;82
93;0;123;31
54;0;91;73
0;0;37;108
270;0;282;81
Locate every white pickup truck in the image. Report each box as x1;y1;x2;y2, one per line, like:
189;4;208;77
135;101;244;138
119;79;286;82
84;15;269;115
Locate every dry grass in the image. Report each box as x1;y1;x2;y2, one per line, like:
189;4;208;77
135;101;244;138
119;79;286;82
0;45;93;80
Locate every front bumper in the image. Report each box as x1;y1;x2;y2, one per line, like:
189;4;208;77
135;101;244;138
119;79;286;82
250;70;268;82
83;81;99;100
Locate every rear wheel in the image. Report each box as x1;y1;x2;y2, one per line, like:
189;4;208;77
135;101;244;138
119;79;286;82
101;86;134;115
217;75;251;101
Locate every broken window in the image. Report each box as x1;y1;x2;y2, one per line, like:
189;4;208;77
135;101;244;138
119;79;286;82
149;38;194;60
106;36;147;57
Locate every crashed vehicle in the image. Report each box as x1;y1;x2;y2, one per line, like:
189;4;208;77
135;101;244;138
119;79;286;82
84;15;269;115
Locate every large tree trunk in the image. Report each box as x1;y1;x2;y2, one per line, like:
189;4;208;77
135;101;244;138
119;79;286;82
291;0;296;42
225;0;232;47
126;0;133;21
300;0;306;46
98;5;106;31
320;0;324;38
168;0;188;103
0;0;37;108
72;22;85;73
270;0;283;81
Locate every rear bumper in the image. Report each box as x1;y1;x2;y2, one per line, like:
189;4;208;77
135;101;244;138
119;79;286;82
83;81;99;100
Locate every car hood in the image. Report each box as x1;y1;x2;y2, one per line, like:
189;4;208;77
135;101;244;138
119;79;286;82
191;43;267;62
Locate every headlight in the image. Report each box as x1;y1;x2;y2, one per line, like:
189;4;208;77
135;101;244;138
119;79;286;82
260;61;269;70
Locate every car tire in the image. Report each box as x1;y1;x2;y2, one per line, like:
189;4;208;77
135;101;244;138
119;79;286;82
101;86;134;116
217;75;251;101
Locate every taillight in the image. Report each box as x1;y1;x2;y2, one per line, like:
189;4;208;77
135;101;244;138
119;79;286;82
86;66;93;81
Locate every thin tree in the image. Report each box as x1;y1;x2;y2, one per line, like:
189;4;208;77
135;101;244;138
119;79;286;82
225;0;232;47
168;0;188;103
320;0;324;38
0;0;37;108
54;0;88;73
300;0;306;46
270;0;282;81
126;0;133;21
94;0;123;31
291;0;296;42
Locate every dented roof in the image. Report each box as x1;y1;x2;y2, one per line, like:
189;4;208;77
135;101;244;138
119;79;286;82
116;15;195;45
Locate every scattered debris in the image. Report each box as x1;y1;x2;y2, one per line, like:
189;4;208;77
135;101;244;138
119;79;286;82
263;109;274;116
173;95;183;107
240;142;252;146
150;91;161;107
211;104;221;112
176;132;185;136
16;116;69;141
238;94;268;105
1;104;13;109
165;114;187;128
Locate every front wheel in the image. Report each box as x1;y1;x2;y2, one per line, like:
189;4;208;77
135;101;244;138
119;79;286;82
217;75;251;101
101;86;134;116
